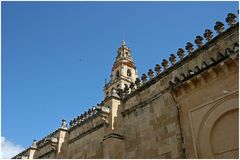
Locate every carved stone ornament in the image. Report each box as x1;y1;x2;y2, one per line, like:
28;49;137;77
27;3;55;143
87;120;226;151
116;88;124;97
226;13;236;26
124;84;130;94
195;35;203;47
69;120;73;127
129;82;135;90
101;106;110;113
73;118;77;124
161;59;169;70
204;29;213;42
214;21;224;34
177;48;185;60
61;119;68;129
111;88;121;98
31;140;37;149
148;69;154;79
141;74;148;83
169;54;176;65
185;42;194;53
135;78;141;88
154;64;161;75
233;43;239;52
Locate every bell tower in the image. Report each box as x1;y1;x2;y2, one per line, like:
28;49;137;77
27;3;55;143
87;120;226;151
104;40;138;98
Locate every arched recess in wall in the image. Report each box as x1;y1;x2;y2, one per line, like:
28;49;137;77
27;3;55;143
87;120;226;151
196;93;238;158
210;109;238;158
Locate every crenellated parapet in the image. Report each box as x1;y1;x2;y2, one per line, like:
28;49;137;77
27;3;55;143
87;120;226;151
169;43;238;91
114;12;238;100
12;119;68;159
69;107;99;129
36;131;58;149
69;102;112;132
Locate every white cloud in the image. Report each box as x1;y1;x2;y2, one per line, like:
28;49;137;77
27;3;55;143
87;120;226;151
1;136;24;159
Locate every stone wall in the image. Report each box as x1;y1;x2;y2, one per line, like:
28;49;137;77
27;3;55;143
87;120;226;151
122;91;184;158
67;125;104;158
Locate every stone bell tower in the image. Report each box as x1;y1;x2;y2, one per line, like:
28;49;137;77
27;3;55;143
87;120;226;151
104;40;138;98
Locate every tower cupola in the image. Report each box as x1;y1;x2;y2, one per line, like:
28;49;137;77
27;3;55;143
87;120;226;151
104;40;138;98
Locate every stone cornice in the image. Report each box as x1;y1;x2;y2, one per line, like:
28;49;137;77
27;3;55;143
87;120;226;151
37;149;55;159
103;133;125;141
68;123;104;144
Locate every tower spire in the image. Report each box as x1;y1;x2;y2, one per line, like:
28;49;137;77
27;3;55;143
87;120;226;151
104;40;138;98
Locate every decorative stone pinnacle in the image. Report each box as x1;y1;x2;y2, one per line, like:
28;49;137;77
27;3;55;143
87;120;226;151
233;43;239;52
135;78;141;88
169;54;177;65
80;114;84;119
161;59;169;70
69;120;73;127
154;64;161;75
88;109;91;114
214;21;224;34
141;74;148;83
31;140;37;149
226;13;236;26
148;69;154;79
204;29;213;42
185;42;194;53
124;84;129;93
73;118;77;124
129;82;135;91
111;88;121;98
177;48;185;60
116;88;124;98
61;119;68;129
195;35;203;47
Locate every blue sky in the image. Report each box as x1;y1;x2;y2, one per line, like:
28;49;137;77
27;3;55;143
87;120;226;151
1;1;238;156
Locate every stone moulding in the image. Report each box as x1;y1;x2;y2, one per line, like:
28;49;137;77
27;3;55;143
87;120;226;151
171;48;238;98
121;89;167;117
38;149;56;159
103;133;125;141
68;123;104;144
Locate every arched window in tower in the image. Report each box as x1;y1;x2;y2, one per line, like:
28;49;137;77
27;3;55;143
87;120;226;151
125;51;128;55
127;69;132;77
115;70;120;79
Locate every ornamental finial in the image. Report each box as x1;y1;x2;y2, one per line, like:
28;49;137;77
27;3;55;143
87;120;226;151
121;40;126;46
61;119;68;129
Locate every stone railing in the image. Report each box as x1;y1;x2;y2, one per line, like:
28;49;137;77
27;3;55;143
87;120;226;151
115;12;238;99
